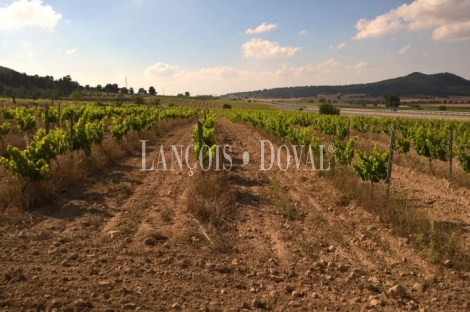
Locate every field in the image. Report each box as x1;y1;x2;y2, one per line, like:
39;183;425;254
1;97;470;311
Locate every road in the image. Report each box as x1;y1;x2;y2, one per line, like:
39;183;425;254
262;101;470;120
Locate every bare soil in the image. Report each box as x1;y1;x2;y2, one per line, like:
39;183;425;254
0;117;469;311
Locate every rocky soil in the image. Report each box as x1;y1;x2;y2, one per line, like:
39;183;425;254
0;117;469;311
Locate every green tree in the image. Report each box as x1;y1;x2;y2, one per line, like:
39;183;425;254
138;88;147;95
384;93;400;108
129;87;134;95
149;86;157;96
318;103;340;115
120;87;129;94
185;91;190;97
103;83;119;93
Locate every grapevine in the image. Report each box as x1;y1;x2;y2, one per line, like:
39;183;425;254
0;122;11;150
352;145;389;194
333;136;357;166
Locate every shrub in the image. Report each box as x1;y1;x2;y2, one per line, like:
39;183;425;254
222;103;232;109
152;98;161;107
116;94;125;105
134;95;145;105
319;103;340;115
438;105;447;111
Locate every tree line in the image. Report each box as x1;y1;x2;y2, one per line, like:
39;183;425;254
0;66;184;100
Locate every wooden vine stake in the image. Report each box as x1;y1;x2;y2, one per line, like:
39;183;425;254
69;112;74;161
58;102;61;128
449;127;453;178
45;106;50;165
45;106;50;135
386;124;396;196
332;124;337;173
197;121;203;152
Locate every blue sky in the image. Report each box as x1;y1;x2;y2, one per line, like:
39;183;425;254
1;0;470;95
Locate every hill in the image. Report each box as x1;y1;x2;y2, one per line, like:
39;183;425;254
223;72;470;99
0;65;81;99
0;65;16;74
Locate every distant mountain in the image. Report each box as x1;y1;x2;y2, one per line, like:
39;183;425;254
223;72;470;99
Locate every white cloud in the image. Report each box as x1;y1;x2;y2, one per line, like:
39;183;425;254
65;19;71;25
344;61;373;76
242;38;301;59
432;20;470;41
143;62;179;77
66;48;77;55
299;30;307;35
144;64;250;81
353;0;470;41
274;58;341;77
328;45;334;51
346;61;370;75
139;59;346;95
336;42;347;50
398;44;411;55
21;40;31;49
245;22;277;34
353;61;367;71
0;0;62;31
192;67;245;79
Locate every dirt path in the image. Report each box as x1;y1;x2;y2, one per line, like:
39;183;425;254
215;117;470;311
1;117;470;311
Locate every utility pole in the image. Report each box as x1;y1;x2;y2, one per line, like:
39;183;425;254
163;87;164;96
125;76;128;89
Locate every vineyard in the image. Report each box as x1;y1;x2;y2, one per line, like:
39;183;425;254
1;99;470;311
0;104;197;184
223;109;470;179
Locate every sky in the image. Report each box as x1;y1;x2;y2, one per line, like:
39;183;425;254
1;0;470;96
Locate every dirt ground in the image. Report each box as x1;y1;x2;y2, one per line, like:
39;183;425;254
1;117;470;311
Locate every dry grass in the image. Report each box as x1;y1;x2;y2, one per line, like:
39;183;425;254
269;175;300;220
185;170;236;251
395;149;470;188
0;133;26;157
161;207;175;223
0;178;27;226
119;209;145;236
326;167;470;270
186;171;235;229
